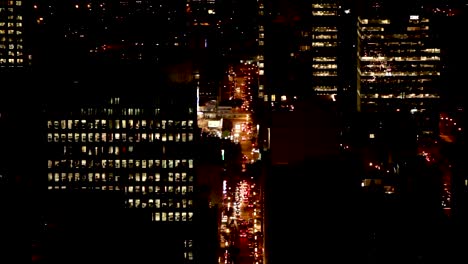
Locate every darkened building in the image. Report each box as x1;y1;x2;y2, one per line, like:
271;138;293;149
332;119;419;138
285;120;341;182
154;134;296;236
356;13;442;135
40;67;217;264
347;111;418;192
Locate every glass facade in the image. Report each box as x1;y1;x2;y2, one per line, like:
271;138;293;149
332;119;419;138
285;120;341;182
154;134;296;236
310;2;341;95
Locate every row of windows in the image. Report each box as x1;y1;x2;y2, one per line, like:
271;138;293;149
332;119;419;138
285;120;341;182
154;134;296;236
312;26;337;32
314;86;338;92
58;144;192;158
312;34;337;40
359;19;390;24
360;93;439;99
313;64;337;69
0;36;22;42
79;107;195;116
1;49;22;56
48;132;195;143
48;171;194;183
359;34;430;40
49;159;195;170
0;6;22;13
48;119;195;130
312;3;339;8
124;185;194;194
5;1;22;6
313;57;336;62
151;211;193;222
360;71;439;77
49;182;195;194
312;11;338;16
312;42;337;47
360;56;440;62
363;64;438;70
126;198;193;209
360;78;433;84
313;71;337;76
49;185;120;190
49;182;194;196
0;29;22;35
0;22;21;27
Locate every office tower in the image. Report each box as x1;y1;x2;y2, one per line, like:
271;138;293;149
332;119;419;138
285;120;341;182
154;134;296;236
309;1;343;97
356;8;442;135
260;97;363;264
260;0;351;109
0;0;29;67
29;1;223;262
42;68;205;263
256;0;266;99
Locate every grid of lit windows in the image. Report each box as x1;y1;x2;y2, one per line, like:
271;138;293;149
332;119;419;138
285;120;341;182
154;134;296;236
46;96;197;222
310;1;341;95
357;16;440;110
0;0;25;66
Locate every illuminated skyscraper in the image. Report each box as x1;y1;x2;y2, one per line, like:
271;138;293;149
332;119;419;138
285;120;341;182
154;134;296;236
261;0;350;109
309;1;342;96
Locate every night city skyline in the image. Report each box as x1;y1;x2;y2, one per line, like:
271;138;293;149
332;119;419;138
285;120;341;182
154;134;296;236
1;1;467;264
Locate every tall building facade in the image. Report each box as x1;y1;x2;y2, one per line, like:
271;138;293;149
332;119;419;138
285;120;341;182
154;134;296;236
0;0;29;67
309;1;342;96
260;0;350;110
256;0;266;99
186;0;224;104
356;11;442;134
